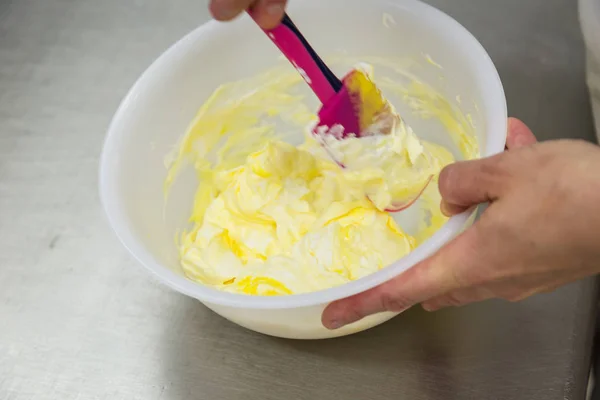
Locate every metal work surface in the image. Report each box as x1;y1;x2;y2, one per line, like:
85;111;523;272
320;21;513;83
0;0;597;399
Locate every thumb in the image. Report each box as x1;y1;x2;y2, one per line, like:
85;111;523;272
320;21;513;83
441;117;536;216
438;155;505;216
322;223;483;329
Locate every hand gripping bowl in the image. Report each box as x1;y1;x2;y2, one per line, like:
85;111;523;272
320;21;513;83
100;0;507;339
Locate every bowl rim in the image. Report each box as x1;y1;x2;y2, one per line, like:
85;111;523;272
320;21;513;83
99;0;507;310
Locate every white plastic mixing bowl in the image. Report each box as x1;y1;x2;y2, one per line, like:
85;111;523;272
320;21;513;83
100;0;507;339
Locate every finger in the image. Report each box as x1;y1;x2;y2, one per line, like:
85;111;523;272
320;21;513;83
506;117;537;150
438;153;506;210
422;286;495;311
322;223;483;329
209;0;253;21
439;118;534;212
250;0;287;29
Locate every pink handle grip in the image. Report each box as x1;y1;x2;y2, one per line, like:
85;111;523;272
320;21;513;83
257;16;338;104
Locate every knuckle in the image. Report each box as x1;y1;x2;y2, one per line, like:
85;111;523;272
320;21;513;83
444;292;465;307
421;301;438;312
446;234;483;287
380;292;413;312
477;159;504;192
345;304;366;323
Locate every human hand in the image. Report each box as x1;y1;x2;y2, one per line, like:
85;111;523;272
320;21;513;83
322;118;600;330
209;0;287;29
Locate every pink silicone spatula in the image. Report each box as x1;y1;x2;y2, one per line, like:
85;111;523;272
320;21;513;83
253;13;430;212
256;13;367;136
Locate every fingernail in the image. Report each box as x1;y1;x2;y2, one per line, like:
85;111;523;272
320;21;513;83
326;319;344;330
266;3;285;15
440;201;451;217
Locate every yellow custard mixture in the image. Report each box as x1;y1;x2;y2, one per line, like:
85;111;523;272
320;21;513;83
165;60;477;296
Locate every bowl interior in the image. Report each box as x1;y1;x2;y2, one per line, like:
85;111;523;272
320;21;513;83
101;0;506;307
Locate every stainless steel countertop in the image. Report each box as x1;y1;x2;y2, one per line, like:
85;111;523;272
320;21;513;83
0;0;597;399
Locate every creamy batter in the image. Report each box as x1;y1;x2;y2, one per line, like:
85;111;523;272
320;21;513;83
165;60;476;296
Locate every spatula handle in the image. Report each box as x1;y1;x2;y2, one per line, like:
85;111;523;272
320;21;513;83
256;13;342;104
